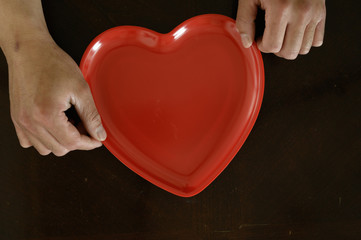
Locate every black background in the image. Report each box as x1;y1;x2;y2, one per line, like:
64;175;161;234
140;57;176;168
1;1;361;239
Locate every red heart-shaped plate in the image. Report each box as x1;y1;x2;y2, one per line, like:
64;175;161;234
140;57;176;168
80;14;264;197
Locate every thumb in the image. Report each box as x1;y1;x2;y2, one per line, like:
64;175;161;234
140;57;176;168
74;85;107;142
236;0;258;48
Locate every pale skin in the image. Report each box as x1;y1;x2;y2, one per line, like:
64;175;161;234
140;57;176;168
0;0;325;156
0;0;106;156
237;0;326;59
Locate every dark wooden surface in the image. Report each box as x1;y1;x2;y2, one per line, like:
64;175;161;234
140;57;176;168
1;1;361;239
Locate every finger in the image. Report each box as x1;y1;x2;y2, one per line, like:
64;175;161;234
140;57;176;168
77;134;103;150
26;134;51;156
72;84;107;142
49;111;103;151
236;0;258;48
27;128;65;157
21;114;70;156
312;18;325;47
300;22;318;55
38;128;70;157
257;5;288;53
14;124;32;148
277;23;307;60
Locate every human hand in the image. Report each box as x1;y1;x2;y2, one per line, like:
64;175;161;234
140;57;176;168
7;37;106;156
236;0;326;59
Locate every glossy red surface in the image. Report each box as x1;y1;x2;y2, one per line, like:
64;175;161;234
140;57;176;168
80;14;264;197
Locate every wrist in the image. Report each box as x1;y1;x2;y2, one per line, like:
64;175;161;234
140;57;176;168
1;24;54;64
0;0;53;61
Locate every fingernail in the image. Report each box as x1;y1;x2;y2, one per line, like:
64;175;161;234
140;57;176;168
96;126;107;141
241;34;252;48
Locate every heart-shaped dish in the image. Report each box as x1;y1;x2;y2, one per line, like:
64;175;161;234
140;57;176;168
80;14;264;197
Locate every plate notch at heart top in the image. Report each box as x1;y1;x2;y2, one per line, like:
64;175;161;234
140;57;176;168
80;14;264;197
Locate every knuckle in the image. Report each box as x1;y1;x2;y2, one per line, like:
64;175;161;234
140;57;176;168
44;141;55;152
33;105;52;125
297;1;313;14
17;112;34;130
39;149;51;156
236;16;253;26
54;149;69;157
276;0;291;11
284;52;298;60
12;105;53;130
313;40;323;47
314;5;326;22
63;137;81;150
77;82;91;98
10;111;17;123
300;44;312;54
299;49;310;55
321;6;326;18
20;142;31;148
18;137;32;148
88;110;102;128
261;42;282;53
294;2;313;23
